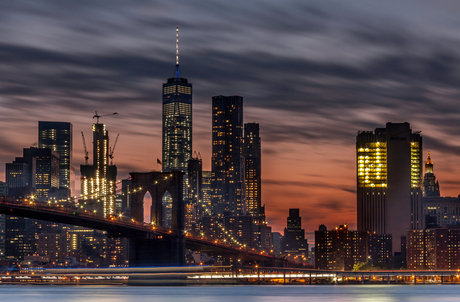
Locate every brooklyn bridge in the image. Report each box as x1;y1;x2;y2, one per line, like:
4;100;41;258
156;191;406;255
0;172;288;267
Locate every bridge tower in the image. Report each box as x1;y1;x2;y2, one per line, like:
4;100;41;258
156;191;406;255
129;171;185;266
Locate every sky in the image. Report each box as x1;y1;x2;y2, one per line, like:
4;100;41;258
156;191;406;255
2;1;460;242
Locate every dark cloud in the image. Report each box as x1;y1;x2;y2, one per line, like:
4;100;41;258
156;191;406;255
2;0;460;235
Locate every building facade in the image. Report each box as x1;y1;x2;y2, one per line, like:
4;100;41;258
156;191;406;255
38;121;75;197
6;148;60;200
244;123;262;221
211;95;244;216
187;155;202;231
407;228;460;270
357;122;423;254
315;224;369;271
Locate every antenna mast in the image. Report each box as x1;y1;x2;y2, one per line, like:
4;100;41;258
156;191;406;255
176;25;179;66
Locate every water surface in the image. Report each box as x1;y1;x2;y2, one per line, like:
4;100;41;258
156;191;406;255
2;284;460;302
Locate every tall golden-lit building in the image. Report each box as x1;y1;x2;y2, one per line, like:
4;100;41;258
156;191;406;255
80;123;117;217
244;123;262;220
357;122;423;254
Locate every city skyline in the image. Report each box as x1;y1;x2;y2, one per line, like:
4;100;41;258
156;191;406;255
2;1;460;241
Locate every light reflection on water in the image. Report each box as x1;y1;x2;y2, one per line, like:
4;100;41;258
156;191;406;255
2;285;460;302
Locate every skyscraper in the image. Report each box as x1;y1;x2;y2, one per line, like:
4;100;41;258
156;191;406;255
80;123;117;217
244;123;262;221
162;26;192;173
422;152;440;197
283;209;308;256
38;121;75;196
211;95;244;216
187;154;202;231
356;122;423;254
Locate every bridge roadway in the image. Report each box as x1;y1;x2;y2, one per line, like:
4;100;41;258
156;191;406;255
0;199;287;266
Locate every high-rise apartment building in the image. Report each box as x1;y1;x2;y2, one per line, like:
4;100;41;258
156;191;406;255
407;228;460;270
162;26;192;173
39;121;75;197
211;95;244;216
357;122;423;254
315;224;369;270
244;123;262;221
80;123;117;217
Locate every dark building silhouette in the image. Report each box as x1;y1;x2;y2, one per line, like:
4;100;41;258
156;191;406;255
422;152;440;197
357;122;423;254
38;121;75;197
211;95;244;216
162;26;192;173
187;154;202;231
283;209;307;256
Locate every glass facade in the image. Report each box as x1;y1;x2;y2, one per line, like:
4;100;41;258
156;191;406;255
38;121;74;196
162;77;192;173
211;95;244;216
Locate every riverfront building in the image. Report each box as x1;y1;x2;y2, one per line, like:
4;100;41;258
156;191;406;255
357;122;423;254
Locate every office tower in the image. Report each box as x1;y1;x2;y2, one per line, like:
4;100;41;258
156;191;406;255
211;95;244;216
283;209;308;256
422;152;440;197
6;147;59;200
357;122;423;254
187;155;202;231
201;171;212;216
244;123;262;221
80;123;117;217
38;121;75;197
162;26;192;173
315;224;368;270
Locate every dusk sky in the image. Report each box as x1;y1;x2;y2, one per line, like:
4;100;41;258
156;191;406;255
2;1;460;242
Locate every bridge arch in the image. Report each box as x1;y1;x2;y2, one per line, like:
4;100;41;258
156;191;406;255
129;171;184;233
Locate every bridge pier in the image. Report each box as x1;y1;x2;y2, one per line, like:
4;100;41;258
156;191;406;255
129;235;185;267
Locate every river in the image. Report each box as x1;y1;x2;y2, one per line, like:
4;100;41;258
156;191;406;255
1;284;460;302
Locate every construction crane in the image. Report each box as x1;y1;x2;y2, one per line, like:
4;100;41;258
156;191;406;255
93;111;117;123
81;131;89;165
108;133;120;165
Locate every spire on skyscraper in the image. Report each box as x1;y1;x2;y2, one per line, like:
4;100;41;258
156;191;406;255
174;25;181;80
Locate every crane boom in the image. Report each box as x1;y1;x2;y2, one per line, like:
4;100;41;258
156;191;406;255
81;131;89;165
109;133;120;165
93;111;118;123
